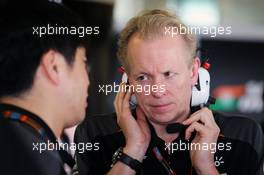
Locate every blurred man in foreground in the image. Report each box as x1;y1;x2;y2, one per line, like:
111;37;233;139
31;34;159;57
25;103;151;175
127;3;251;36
0;1;90;174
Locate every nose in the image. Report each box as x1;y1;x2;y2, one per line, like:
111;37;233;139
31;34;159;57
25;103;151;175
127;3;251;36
151;78;166;98
151;87;166;98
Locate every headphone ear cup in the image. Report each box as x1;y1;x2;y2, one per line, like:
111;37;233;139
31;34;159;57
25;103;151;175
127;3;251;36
121;72;138;106
191;67;210;107
121;72;128;84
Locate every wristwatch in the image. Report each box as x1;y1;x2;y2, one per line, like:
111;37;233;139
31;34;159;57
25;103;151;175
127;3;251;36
111;147;142;173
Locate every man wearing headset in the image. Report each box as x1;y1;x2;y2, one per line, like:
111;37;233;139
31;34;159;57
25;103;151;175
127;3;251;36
75;10;264;175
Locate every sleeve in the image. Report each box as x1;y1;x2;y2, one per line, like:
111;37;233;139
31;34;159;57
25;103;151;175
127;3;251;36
214;112;264;175
253;122;264;175
74;123;93;175
73;113;120;175
0;121;66;175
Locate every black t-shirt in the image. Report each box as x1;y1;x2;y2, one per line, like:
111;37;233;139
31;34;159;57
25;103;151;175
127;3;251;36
74;110;264;175
0;103;69;175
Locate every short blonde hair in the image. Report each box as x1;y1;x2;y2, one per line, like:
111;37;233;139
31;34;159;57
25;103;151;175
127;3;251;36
117;9;197;72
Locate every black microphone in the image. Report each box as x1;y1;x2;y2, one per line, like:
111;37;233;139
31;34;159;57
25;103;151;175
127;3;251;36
166;123;187;134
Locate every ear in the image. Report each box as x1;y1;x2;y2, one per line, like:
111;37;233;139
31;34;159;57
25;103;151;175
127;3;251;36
39;50;61;85
190;57;200;86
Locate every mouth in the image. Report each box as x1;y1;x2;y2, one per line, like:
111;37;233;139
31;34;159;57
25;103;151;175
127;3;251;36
149;103;173;113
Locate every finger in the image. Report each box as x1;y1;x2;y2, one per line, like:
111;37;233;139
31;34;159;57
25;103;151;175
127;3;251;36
200;107;215;123
182;107;203;125
114;85;120;113
182;112;203;125
114;82;126;122
185;121;207;140
183;108;213;127
117;83;127;113
122;85;133;114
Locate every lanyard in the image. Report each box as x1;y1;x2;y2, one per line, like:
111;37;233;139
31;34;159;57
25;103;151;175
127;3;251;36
152;146;177;175
152;146;193;175
0;109;75;168
148;119;193;175
1;110;48;139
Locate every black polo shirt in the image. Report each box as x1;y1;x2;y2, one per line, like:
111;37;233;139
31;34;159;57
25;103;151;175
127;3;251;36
74;111;264;175
0;103;71;175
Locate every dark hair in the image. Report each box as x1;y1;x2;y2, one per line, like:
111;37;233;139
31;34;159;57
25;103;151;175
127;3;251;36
0;0;88;98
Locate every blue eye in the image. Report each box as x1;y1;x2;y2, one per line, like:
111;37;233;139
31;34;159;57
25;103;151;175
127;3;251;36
137;75;148;81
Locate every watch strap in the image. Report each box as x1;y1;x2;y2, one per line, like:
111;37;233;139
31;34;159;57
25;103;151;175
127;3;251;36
112;147;142;173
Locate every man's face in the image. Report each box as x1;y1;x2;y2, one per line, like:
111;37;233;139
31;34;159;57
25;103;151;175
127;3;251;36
63;47;90;126
127;34;198;125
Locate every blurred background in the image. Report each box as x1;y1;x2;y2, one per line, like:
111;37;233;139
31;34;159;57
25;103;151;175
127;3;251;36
58;0;264;135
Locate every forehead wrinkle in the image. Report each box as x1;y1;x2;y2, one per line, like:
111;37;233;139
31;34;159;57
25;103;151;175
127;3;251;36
127;35;189;76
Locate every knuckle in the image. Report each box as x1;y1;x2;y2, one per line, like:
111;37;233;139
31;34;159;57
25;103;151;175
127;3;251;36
212;128;220;136
203;107;211;114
